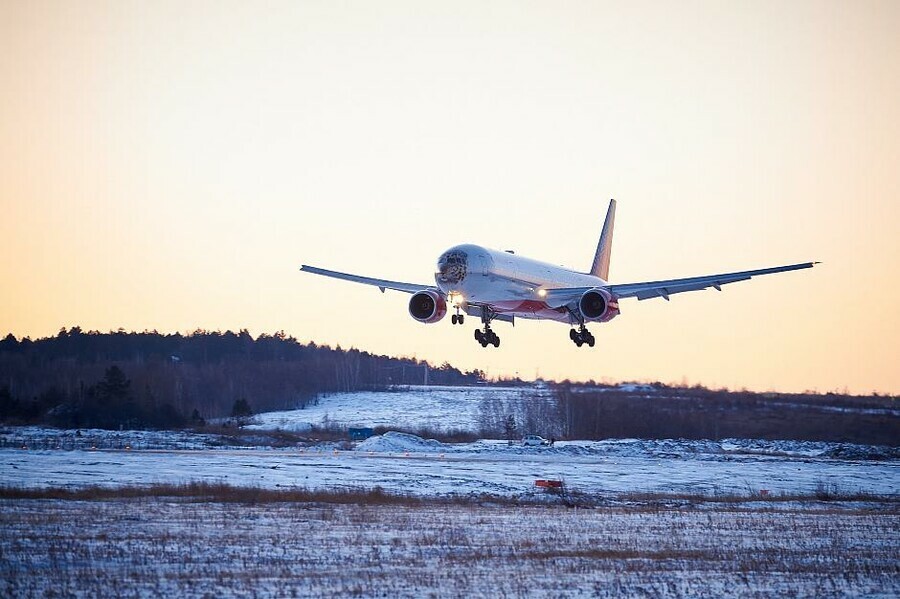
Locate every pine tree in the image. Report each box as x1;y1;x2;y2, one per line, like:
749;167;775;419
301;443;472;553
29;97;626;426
503;414;517;446
231;398;253;418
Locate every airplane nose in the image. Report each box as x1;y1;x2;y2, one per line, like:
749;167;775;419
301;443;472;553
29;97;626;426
437;249;468;284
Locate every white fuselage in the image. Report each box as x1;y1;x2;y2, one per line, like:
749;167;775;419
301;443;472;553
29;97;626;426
434;244;606;323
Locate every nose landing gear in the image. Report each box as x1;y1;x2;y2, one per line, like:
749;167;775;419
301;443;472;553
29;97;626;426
451;308;465;325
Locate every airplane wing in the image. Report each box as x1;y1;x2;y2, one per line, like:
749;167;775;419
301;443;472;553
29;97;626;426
610;262;818;301
541;261;817;306
300;265;435;294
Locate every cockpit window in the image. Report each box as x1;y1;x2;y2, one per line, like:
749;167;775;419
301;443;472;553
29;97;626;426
437;250;468;284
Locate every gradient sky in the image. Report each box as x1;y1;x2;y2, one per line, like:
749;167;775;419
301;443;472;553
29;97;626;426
2;1;898;394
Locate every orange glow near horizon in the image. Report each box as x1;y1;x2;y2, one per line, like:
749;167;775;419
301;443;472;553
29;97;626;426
1;1;898;394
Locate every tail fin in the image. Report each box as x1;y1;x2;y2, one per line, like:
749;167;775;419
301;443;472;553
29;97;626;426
589;199;616;280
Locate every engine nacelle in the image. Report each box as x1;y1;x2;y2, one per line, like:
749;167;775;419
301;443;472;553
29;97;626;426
578;288;620;323
408;290;447;324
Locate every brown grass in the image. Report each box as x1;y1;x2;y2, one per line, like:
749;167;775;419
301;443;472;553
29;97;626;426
0;482;531;506
1;482;896;508
0;482;418;504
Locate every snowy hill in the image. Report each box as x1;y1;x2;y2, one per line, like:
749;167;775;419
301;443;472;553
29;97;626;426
246;385;551;433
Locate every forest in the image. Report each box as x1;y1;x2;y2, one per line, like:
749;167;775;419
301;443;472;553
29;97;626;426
0;328;483;429
474;384;897;446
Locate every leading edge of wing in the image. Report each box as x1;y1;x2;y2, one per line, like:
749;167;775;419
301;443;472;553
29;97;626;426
300;265;433;294
609;261;818;301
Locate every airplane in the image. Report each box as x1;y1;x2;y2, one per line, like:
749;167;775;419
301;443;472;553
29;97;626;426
300;199;816;348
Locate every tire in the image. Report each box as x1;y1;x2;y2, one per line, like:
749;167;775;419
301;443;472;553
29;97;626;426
474;329;483;342
492;337;500;348
575;337;583;347
459;315;465;325
451;314;458;325
569;329;577;341
587;336;595;347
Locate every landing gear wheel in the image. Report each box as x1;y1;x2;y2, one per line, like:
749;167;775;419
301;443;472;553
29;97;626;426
451;314;458;325
475;326;499;348
570;325;594;347
458;315;464;325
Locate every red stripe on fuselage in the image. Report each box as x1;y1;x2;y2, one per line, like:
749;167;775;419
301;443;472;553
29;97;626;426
491;300;568;321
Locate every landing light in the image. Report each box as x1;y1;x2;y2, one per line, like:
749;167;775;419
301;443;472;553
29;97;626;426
537;289;547;298
449;291;465;306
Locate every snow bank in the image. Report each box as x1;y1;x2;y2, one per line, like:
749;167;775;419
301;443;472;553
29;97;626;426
356;432;447;453
720;439;900;461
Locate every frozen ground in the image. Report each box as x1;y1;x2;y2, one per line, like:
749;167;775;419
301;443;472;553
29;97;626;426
2;498;897;598
0;426;229;451
2;431;897;498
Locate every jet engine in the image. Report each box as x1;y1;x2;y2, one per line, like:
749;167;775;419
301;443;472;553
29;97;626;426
408;290;447;324
578;288;620;323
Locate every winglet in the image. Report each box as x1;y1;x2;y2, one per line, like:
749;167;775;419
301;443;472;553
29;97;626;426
589;199;616;280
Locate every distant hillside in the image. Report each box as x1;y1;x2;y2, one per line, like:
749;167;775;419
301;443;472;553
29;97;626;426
0;328;484;429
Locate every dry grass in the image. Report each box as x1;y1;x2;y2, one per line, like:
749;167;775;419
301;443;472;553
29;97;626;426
0;482;410;504
0;482;530;506
1;481;896;508
2;497;897;597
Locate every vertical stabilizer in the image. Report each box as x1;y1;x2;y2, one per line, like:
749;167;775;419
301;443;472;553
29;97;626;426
589;199;616;280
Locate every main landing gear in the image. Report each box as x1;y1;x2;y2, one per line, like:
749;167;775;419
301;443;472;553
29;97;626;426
570;325;595;347
474;308;499;348
475;327;499;348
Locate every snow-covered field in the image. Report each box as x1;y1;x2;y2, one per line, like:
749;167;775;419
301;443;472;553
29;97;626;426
2;386;898;597
2;499;897;597
2;431;897;499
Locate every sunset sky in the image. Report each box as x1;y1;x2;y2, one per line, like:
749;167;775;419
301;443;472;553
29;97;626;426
2;1;898;394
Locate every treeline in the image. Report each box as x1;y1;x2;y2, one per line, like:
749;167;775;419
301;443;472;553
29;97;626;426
0;328;483;429
549;386;898;445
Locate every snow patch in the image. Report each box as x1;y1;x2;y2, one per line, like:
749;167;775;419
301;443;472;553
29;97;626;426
356;431;447;453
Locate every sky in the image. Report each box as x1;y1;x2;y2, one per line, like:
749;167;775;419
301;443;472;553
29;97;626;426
1;1;898;394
